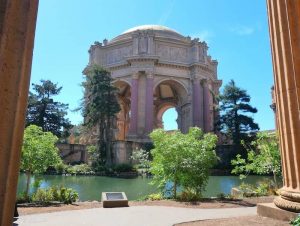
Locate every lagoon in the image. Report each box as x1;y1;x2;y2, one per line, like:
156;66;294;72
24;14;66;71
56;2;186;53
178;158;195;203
17;174;277;201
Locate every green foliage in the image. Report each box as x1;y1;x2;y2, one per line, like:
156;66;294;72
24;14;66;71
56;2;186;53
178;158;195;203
21;125;62;197
65;164;94;175
218;80;259;155
32;186;79;204
130;148;151;172
26;80;72;138
231;131;281;186
179;190;202;201
112;163;135;173
291;215;300;226
16;192;32;204
238;181;277;197
150;127;218;199
146;193;164;201
81;65;120;166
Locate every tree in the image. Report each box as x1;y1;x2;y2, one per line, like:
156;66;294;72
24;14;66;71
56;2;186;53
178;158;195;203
218;80;259;156
231;131;281;187
26;80;72;138
150;128;218;198
82;65;120;166
21;125;62;197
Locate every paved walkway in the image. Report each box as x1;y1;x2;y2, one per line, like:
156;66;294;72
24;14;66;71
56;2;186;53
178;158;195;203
15;206;257;226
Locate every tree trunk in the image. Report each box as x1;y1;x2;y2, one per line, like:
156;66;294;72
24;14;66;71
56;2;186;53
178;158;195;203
173;179;177;199
25;171;31;198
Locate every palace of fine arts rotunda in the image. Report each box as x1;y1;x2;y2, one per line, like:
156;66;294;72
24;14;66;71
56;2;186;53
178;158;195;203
84;25;222;160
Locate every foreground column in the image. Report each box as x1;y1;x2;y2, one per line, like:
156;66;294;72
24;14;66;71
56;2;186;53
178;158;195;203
267;0;300;212
145;72;154;134
0;1;39;225
203;79;211;132
192;78;203;129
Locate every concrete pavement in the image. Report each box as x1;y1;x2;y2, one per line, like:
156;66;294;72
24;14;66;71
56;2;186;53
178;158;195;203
15;206;257;226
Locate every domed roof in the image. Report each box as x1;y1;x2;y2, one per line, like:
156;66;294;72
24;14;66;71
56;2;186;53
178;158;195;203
109;24;186;44
122;25;179;34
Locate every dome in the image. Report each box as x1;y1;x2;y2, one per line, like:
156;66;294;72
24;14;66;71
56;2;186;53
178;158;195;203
122;25;180;34
109;24;186;44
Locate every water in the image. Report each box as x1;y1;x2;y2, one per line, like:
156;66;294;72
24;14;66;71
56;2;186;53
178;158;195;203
17;174;277;201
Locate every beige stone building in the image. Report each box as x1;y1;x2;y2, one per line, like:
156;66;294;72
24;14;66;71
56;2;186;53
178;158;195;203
85;25;222;143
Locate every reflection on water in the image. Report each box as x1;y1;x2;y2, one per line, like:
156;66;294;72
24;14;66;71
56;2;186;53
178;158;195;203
17;173;279;201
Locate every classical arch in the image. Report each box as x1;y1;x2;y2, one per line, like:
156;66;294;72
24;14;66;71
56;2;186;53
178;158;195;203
113;80;131;141
154;79;190;133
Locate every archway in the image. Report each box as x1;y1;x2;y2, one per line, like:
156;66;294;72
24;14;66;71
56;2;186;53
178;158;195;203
162;107;178;130
112;80;131;141
154;79;189;133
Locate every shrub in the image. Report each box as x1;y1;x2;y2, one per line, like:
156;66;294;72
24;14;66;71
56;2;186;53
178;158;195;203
112;163;135;173
146;193;163;201
65;164;94;175
32;186;79;204
179;190;202;202
16;192;32;204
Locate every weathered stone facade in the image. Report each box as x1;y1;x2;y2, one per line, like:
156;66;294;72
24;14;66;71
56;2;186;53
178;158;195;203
85;25;222;142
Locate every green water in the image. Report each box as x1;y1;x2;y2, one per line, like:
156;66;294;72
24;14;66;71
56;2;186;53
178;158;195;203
17;174;277;201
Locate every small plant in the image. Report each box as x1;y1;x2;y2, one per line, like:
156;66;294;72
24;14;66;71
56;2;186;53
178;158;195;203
146;193;163;201
130;148;151;173
216;193;226;200
290;215;300;226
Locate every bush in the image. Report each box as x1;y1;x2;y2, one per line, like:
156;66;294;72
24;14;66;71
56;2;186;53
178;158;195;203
146;193;164;201
65;164;94;175
179;190;202;202
32;186;79;204
112;163;135;173
16;192;32;204
238;181;276;197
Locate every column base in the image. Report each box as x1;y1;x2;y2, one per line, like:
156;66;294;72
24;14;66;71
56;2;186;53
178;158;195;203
274;190;300;212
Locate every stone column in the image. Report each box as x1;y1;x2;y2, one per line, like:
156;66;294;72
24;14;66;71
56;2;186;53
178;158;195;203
192;78;203;128
145;73;154;134
267;0;300;212
128;73;139;136
0;1;39;225
203;79;211;132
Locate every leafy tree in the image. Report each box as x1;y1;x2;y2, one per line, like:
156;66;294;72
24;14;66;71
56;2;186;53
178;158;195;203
82;65;120;166
231;131;281;187
21;125;62;197
26;80;72;138
150;128;218;198
218;80;259;156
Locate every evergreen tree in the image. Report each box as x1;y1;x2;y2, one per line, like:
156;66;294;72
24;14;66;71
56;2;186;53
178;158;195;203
218;80;259;156
26;80;72;138
82;65;120;166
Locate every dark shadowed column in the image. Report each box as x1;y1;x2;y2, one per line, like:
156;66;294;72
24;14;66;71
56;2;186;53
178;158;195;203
203;79;211;132
128;73;139;137
0;1;39;225
267;0;300;212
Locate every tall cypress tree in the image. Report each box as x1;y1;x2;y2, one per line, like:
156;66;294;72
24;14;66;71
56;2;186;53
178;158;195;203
26;80;72;138
218;80;259;156
82;65;120;166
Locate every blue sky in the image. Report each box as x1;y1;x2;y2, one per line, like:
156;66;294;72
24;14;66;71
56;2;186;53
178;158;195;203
31;0;275;130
